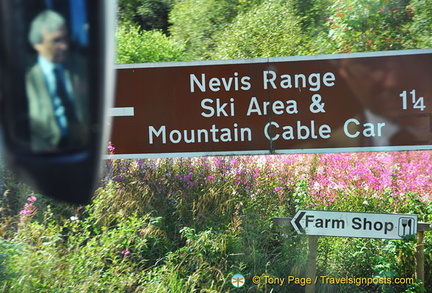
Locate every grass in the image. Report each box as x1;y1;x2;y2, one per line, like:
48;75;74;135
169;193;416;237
0;151;431;292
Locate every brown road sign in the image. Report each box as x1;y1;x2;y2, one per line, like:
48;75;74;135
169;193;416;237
110;49;432;158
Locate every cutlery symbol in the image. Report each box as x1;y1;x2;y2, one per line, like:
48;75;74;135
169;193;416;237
401;218;408;235
407;219;412;235
399;217;415;236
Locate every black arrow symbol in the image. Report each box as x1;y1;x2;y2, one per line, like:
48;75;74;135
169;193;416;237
292;211;306;234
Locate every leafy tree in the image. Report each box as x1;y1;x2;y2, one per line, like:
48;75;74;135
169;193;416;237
116;24;185;64
325;0;415;53
118;0;174;34
211;0;306;59
169;0;239;60
293;0;334;35
408;0;432;48
235;0;266;12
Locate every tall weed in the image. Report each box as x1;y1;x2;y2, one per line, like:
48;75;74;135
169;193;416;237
0;151;431;292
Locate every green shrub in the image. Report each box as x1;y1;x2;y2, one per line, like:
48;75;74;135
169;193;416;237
1;153;431;292
116;24;186;64
211;0;305;59
325;0;416;53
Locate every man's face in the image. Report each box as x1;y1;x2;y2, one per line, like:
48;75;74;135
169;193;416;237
34;26;69;63
338;60;400;119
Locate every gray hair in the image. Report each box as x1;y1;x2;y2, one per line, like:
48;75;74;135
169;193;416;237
28;10;66;45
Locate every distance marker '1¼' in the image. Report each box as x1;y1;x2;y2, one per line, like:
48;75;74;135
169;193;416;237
400;89;426;111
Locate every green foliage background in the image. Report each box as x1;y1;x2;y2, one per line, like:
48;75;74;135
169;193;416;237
1;154;431;292
116;0;432;63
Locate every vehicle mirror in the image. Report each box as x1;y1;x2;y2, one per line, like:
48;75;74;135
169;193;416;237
0;0;116;204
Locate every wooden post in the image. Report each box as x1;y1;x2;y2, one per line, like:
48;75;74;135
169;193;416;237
305;235;318;293
273;217;292;238
415;222;430;287
273;217;318;292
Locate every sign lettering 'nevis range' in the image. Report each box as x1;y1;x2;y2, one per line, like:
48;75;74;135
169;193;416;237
291;210;418;240
111;49;432;158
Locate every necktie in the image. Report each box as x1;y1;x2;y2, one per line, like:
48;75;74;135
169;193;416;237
53;67;75;136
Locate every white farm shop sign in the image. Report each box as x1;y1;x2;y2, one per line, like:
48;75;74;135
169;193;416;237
291;210;418;240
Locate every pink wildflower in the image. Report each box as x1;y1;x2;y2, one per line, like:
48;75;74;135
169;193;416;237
27;195;37;202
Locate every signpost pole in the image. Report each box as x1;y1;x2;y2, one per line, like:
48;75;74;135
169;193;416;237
415;222;430;288
305;235;318;293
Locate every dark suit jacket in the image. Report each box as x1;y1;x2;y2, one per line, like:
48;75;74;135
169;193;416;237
25;61;88;152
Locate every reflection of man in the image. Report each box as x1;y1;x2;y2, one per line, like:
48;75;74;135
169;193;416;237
26;10;88;152
338;57;432;147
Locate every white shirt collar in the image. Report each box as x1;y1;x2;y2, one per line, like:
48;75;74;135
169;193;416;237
38;56;57;74
37;56;68;96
